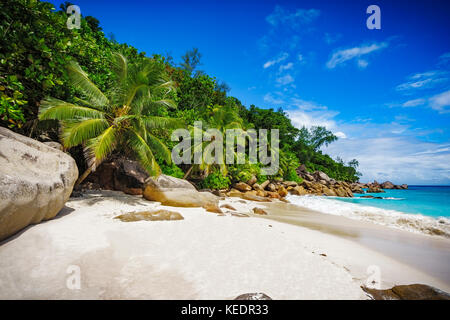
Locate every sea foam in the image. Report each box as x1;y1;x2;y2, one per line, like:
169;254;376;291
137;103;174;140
285;195;450;238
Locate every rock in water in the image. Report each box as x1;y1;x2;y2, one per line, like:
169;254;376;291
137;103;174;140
143;174;221;213
380;181;395;189
0;127;78;241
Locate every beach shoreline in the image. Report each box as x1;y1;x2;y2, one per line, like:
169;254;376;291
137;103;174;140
0;190;449;299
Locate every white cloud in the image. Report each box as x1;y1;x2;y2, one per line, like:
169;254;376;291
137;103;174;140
263;52;288;69
298;54;304;61
285;96;450;184
290;98;327;111
279;62;294;72
357;59;368;69
263;93;284;105
323;137;450;184
266;6;320;29
396;70;448;92
324;32;342;44
429;90;450;113
276;74;294;85
335;131;347;139
326;42;388;69
402;98;426;107
286;109;339;131
438;52;450;66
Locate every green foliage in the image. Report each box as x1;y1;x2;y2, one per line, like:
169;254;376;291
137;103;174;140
278;150;303;183
180;47;202;75
286;169;303;183
229;163;263;183
240;105;300;148
161;163;184;179
0;75;27;128
199;171;231;190
0;0;145;135
39;55;180;179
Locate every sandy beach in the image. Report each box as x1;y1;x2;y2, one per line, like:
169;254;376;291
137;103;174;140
1;190;449;299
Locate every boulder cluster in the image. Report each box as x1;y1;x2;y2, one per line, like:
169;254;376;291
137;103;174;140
351;180;408;194
222;168;354;201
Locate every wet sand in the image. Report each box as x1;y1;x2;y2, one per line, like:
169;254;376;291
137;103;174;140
262;201;450;288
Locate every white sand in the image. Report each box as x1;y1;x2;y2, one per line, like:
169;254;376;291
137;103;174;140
0;191;448;299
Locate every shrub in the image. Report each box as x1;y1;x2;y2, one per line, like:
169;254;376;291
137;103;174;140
200;171;231;190
285;168;303;183
161;164;185;179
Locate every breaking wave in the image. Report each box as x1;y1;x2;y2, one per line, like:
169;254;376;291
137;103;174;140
285;195;450;238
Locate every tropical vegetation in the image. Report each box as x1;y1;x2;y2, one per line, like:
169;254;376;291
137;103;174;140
0;0;362;189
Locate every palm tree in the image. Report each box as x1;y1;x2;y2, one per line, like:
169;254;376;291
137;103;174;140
39;53;182;185
184;104;245;178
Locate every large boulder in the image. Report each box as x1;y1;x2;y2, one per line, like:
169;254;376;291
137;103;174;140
277;185;288;197
234;182;252;192
0;127;78;241
322;186;337;197
367;186;385;193
314;171;331;183
351;183;365;194
234;293;272;300
362;284;450;300
380;181;395;189
143;174;221;213
291;185;308;195
259;180;270;190
246;175;257;186
85;158;148;195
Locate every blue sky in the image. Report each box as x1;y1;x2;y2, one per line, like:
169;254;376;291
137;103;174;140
51;0;450;184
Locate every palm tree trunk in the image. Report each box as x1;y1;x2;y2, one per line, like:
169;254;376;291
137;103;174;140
75;165;94;186
183;165;193;179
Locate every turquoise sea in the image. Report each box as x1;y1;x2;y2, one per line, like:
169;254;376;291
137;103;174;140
334;186;450;218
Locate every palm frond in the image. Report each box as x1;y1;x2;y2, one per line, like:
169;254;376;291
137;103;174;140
151;99;177;109
125;83;148;107
127;130;161;176
111;52;128;84
85;126;118;167
146;133;172;164
156;80;176;93
39;98;105;120
61;118;109;148
140;116;184;130
66;61;109;107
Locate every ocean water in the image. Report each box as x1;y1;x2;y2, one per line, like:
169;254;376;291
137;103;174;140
336;186;450;218
285;186;450;237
